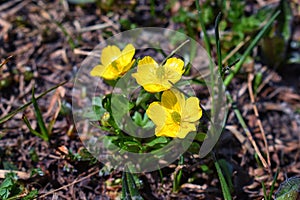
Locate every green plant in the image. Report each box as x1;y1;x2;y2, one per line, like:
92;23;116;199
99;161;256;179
213;156;232;200
121;167;143;200
22;88;52;142
172;155;184;192
0;172;37;200
275;176;300;200
196;1;282;198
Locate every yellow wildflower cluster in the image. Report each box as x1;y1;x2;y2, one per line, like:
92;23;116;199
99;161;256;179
90;44;202;138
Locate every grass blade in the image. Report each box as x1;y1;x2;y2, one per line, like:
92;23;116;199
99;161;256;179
262;181;268;200
22;115;45;140
121;170;130;200
31;87;49;142
0;81;67;124
214;12;223;78
213;155;232;200
173;155;184;192
224;10;281;86
122;166;143;200
226;92;268;168
269;169;280;200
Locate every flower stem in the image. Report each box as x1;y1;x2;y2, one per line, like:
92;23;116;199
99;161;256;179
160;39;190;66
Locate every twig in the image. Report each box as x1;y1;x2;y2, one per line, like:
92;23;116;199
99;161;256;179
222;36;250;65
160;39;190;66
247;73;271;167
0;55;13;69
226;92;269;169
73;49;100;57
77;23;112;33
0;170;30;180
0;0;22;12
38;168;99;199
0;0;31;18
226;125;253;154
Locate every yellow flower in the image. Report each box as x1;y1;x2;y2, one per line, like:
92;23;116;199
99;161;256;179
132;56;185;93
90;44;135;80
146;89;202;138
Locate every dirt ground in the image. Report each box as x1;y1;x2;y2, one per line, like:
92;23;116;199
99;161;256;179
0;0;299;199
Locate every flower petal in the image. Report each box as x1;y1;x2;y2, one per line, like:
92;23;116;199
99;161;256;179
177;122;197;138
142;84;169;93
121;59;135;76
155;123;180;138
161;90;178;110
101;45;121;66
146;102;166;130
161;89;185;113
164;68;182;86
138;56;158;67
164;58;184;74
101;65;120;80
118;44;135;67
90;64;120;80
182;97;202;122
90;65;106;77
132;65;158;88
132;56;162;92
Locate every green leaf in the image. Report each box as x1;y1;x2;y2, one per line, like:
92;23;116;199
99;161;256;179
145;137;168;147
194;132;207;142
0;178;13;199
253;72;263;95
277;0;293;42
29;149;39;163
215;12;223;77
0;172;19;200
214;157;232;200
22;189;38;200
92;96;103;107
187;142;200;154
123;141;142;150
200;164;213;173
30;168;44;177
218;159;234;193
2;162;18;171
268;169;280;200
102;136;119;151
83;96;106;121
275;176;300;200
111;94;134;128
32;87;49;141
132;112;143;126
22;115;45;140
224;10;281;86
173;155;184;192
132;112;153;129
122;168;143;200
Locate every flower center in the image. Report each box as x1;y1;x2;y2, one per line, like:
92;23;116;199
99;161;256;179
171;111;181;124
111;60;119;70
